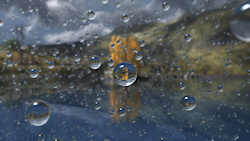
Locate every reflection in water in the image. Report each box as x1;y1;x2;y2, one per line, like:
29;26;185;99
109;86;141;123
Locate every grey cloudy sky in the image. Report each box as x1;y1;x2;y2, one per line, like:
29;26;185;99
0;0;246;45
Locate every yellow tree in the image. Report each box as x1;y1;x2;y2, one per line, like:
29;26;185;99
109;35;142;72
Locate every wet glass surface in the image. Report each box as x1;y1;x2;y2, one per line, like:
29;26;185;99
0;0;250;141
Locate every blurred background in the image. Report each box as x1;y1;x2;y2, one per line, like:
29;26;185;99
0;0;249;140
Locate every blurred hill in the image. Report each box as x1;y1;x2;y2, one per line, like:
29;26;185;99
0;9;249;76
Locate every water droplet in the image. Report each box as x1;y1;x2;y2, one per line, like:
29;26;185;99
74;54;81;62
79;36;84;43
113;63;137;86
48;61;54;69
62;21;67;26
218;85;223;92
115;1;121;8
30;69;38;78
160;137;167;141
118;108;126;117
37;134;45;141
96;94;101;101
53;83;58;89
111;43;115;48
162;2;170;11
94;101;101;110
7;60;13;67
230;3;250;42
179;82;185;90
0;20;3;26
101;0;108;4
134;51;142;60
26;100;50;126
89;56;101;69
180;96;196;111
87;10;95;20
53;138;60;141
138;40;145;47
81;17;87;23
6;50;12;57
122;14;129;22
107;58;114;67
184;34;192;42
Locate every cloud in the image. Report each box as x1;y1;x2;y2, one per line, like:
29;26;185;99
0;0;246;45
43;23;112;44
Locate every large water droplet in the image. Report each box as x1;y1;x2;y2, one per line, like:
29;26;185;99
113;63;137;86
180;96;196;111
87;10;95;20
89;56;101;69
26;100;50;126
230;3;250;42
30;69;38;79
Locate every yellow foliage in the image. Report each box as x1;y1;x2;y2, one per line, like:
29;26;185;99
109;86;141;123
109;35;142;72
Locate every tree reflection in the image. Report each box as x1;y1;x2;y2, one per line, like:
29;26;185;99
109;86;141;123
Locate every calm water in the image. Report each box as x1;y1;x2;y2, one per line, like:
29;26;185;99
0;74;249;141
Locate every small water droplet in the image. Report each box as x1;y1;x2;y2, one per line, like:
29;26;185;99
48;61;54;69
134;51;142;60
37;134;45;141
101;0;108;4
122;14;129;22
89;56;101;69
218;85;223;92
6;50;12;57
179;82;185;90
74;54;81;62
94;101;101;110
138;40;145;47
30;69;38;78
107;58;114;67
162;2;170;11
118;108;126;117
87;10;95;20
184;34;192;42
62;21;67;26
0;20;3;26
